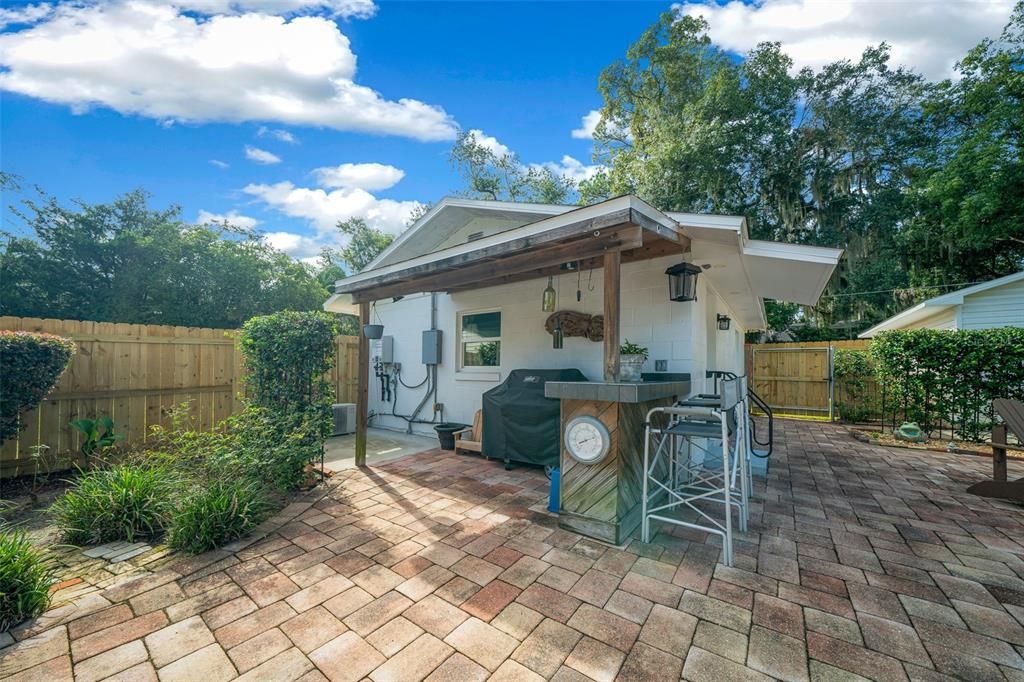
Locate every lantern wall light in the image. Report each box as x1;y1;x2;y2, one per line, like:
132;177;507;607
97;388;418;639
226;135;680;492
717;314;731;331
665;262;701;302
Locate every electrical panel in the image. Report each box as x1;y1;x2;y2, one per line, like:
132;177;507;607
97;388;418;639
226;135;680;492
422;330;442;365
372;335;394;364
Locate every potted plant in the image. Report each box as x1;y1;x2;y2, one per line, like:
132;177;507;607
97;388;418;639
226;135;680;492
618;340;649;382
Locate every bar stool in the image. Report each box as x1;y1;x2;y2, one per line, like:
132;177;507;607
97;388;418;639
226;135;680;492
640;377;749;566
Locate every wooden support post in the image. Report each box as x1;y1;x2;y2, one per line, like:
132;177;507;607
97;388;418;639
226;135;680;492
355;301;370;467
603;251;621;382
993;423;1008;482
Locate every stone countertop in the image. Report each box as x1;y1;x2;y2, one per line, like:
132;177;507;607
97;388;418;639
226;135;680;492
544;378;691;403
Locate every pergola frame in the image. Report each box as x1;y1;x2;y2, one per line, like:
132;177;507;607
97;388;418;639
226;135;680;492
335;204;692;465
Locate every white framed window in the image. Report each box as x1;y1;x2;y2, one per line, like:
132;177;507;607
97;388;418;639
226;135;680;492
457;309;501;371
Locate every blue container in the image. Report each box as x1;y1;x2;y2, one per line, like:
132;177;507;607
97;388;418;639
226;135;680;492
548;468;560;513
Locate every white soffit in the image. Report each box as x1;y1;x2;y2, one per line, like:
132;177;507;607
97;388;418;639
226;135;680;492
323;292;360;315
742;241;843;306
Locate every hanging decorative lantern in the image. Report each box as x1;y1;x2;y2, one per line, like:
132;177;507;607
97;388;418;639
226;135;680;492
542;276;556;312
552;317;564;349
716;314;731;331
665;262;701;302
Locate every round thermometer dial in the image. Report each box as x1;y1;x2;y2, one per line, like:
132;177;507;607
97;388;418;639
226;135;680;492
564;416;611;465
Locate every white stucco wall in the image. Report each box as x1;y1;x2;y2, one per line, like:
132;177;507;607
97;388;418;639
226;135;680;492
365;254;747;435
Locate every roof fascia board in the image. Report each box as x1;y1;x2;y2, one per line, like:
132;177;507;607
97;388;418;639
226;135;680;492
927;269;1024;305
335;196;638;290
743;240;844;265
857;301;956;338
665;212;745;232
361;197;573;273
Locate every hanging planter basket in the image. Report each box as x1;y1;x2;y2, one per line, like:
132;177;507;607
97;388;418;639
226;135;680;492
363;324;384;339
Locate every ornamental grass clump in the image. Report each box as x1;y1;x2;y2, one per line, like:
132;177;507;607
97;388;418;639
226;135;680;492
0;529;56;631
51;464;176;545
167;479;269;555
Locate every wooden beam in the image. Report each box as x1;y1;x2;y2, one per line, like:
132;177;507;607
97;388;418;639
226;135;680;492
355;302;370;467
993;423;1008;482
352;226;643;303
603;251;621;381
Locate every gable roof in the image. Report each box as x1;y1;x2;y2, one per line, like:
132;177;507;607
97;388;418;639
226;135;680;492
326;195;842;329
859;270;1024;338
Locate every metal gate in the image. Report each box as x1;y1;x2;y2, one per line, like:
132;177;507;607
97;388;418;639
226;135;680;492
750;346;833;418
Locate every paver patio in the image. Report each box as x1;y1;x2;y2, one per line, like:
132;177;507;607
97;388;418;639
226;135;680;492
3;420;1024;681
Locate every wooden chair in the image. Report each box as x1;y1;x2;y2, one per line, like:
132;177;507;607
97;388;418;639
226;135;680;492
966;399;1024;502
454;410;482;456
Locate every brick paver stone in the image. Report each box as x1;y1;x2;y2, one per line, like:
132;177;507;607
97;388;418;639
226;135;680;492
747;625;809;682
683;647;773;682
444;617;519;671
403;594;470;637
462;580;521;622
72;612;167;662
156;643;236;682
281;606;348;654
227;626;292;673
243;571;299;607
309;631;385;682
424;652;488;682
286;574;355;612
693;620;748;664
343;591;413;636
214;601;296;649
566;603;640;652
235;647;314;682
73;640;147;682
395;565;456;601
564;636;626;682
488;659;545;682
617;641;684;682
365;616;423;656
516;583;582;623
511;618;583;677
638;603;697;654
368;632;453;681
491;603;545;641
144;615;215;668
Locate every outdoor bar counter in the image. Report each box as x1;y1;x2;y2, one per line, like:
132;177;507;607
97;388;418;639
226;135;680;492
545;377;690;544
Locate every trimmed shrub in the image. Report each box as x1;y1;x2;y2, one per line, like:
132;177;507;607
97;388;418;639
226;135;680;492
833;349;878;423
0;331;75;443
239;311;336;418
871;328;1024;440
237;311;337;488
0;529;56;631
167;480;268;554
51;464;176;544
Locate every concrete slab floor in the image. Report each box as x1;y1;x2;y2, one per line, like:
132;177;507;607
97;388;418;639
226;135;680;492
323;427;438;471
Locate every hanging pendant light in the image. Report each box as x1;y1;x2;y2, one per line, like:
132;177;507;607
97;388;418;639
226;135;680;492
553;316;564;349
542;276;556;312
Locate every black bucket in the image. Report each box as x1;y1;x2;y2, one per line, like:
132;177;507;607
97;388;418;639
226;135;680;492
433;423;468;450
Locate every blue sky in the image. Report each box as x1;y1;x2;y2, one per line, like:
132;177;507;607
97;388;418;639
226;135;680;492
1;0;1015;261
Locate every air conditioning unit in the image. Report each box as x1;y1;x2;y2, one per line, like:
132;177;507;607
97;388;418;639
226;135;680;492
332;403;356;436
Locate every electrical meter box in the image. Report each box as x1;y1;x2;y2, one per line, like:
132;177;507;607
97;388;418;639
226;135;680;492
372;336;394;364
422;330;442;365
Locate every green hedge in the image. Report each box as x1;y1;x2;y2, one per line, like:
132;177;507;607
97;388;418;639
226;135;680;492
0;331;75;443
870;328;1024;441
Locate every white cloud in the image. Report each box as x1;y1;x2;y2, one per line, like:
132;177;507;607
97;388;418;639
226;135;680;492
467;129;512;158
174;0;377;19
245;146;282;165
0;3;53;29
244;181;421;235
532;156;603;183
313;163;405;191
263;231;325;261
197;209;260;229
571;110;602;140
209;159;229;169
0;2;457;141
673;0;1015;79
257;126;298;143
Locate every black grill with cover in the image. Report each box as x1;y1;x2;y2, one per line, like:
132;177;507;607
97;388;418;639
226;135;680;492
482;368;587;469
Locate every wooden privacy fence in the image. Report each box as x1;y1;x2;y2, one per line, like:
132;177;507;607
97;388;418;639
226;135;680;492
1;317;359;478
745;340;873;419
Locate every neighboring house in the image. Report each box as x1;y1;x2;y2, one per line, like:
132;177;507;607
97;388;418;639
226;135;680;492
325;196;841;440
859;270;1024;338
